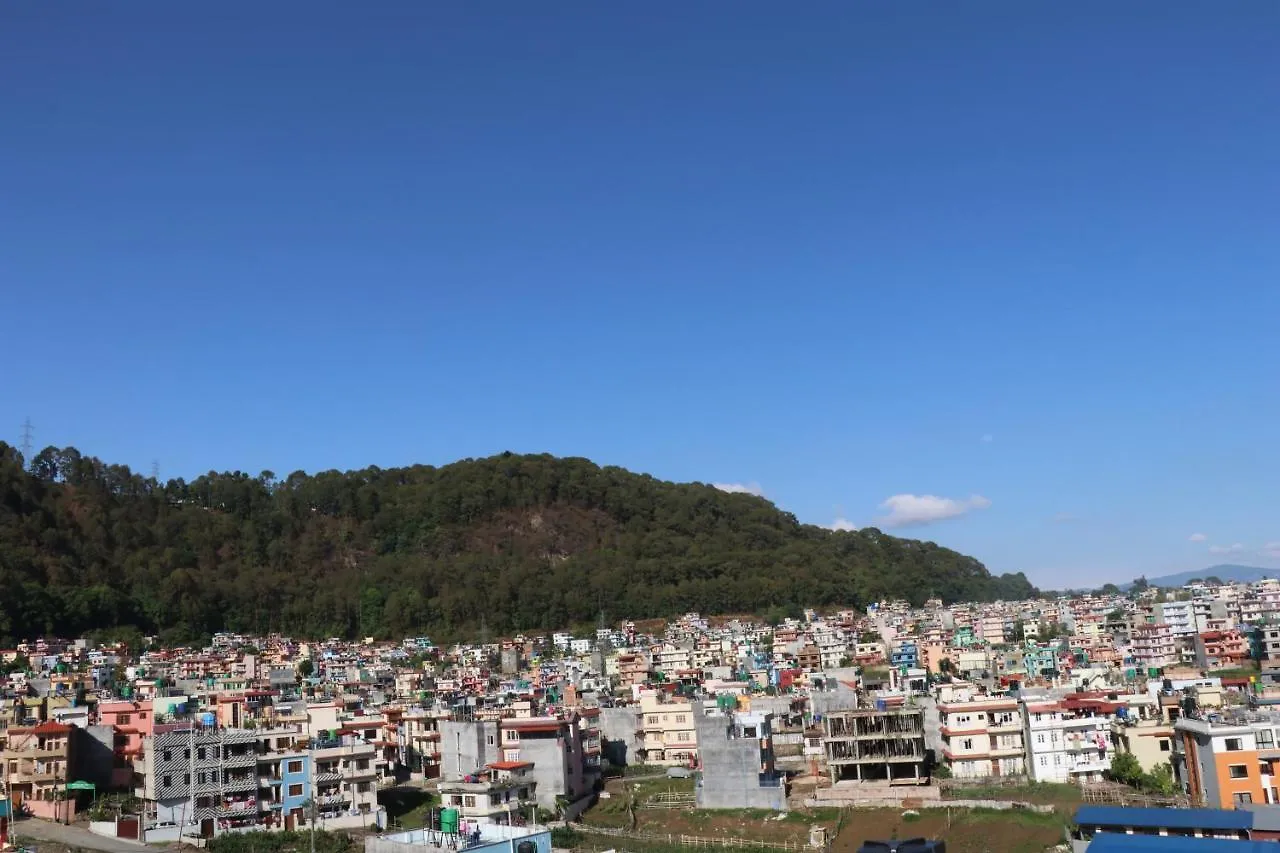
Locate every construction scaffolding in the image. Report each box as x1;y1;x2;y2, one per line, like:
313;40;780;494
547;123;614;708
822;709;928;785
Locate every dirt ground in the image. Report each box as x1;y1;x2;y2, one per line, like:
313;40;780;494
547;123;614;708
581;779;1068;853
832;808;1067;853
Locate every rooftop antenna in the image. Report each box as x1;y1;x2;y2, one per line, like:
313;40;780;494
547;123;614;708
151;460;160;482
19;417;33;462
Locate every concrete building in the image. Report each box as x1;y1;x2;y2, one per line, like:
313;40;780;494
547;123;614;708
1111;703;1176;775
437;761;538;825
635;691;698;766
439;717;590;818
141;724;263;835
937;697;1025;779
821;707;928;785
2;721;76;821
309;731;379;825
693;706;785;811
1131;624;1177;670
1023;698;1114;784
1174;713;1280;808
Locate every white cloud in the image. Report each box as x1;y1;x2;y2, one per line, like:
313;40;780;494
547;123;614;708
826;518;858;532
1262;542;1280;559
712;482;764;497
980;434;994;443
1208;543;1245;555
1188;533;1207;542
876;493;991;528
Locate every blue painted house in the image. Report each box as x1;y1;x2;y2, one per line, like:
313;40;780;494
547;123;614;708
281;752;311;828
890;640;918;669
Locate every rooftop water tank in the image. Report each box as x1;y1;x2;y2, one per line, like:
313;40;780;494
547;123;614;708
198;712;217;727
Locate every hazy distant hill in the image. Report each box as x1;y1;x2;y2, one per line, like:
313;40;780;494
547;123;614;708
1141;564;1280;588
0;443;1036;644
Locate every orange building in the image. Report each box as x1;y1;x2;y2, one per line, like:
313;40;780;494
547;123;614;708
1175;715;1280;808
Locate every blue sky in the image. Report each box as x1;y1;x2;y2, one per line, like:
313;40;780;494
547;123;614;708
3;2;1278;588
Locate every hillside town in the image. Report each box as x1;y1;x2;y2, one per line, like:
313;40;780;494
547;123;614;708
4;577;1280;853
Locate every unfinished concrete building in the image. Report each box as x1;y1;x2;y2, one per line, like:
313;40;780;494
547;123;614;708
822;707;928;785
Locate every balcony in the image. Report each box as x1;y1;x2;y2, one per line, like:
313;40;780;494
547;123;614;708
222;775;257;793
316;793;349;807
223;752;257;769
259;776;283;788
314;771;342;785
194;780;223;796
219;800;258;816
344;765;376;779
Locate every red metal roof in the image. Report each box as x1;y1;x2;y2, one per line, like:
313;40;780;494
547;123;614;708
487;761;533;770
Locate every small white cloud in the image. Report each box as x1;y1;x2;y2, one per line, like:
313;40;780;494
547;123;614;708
981;434;994;443
876;493;991;528
1261;542;1280;558
712;482;764;497
1208;543;1245;555
1188;533;1207;542
826;518;858;532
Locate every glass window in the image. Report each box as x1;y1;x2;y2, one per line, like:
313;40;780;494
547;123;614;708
1230;765;1249;779
1226;738;1244;751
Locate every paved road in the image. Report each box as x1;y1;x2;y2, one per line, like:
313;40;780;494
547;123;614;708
8;818;146;853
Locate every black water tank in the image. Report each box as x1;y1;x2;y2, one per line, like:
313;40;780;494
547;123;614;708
857;840;946;853
517;841;537;853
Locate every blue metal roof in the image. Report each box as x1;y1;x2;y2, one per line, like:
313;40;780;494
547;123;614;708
1087;835;1275;853
1075;805;1254;831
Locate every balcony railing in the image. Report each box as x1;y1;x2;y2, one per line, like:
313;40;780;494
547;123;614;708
219;801;258;816
223;752;257;768
314;771;342;785
222;776;257;792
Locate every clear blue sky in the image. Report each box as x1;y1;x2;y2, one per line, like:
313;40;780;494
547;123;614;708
3;2;1278;588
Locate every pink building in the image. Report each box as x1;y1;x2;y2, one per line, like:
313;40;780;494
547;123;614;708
97;700;153;790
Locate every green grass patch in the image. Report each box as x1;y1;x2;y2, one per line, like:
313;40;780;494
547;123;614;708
378;787;437;829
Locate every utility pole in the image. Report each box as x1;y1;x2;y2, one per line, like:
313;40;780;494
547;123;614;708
19;418;33;462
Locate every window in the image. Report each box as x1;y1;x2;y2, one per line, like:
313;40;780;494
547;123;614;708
163;775;172;787
118;713;131;724
961;739;973;750
463;796;476;808
288;760;303;774
676;715;687;724
289;784;303;797
1226;738;1243;751
1234;792;1253;805
1039;756;1047;766
1037;734;1045;744
197;747;206;760
1230;765;1249;779
1159;739;1171;752
1259;730;1276;748
647;715;659;724
357;782;370;793
163;750;172;762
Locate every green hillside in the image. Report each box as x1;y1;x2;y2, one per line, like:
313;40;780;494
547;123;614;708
0;443;1034;645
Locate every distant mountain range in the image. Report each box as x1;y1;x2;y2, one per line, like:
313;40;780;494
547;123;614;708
1138;564;1280;589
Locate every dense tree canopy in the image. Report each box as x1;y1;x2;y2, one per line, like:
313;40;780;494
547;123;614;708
0;443;1036;645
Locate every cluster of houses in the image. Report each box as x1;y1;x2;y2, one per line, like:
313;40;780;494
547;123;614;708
4;576;1280;844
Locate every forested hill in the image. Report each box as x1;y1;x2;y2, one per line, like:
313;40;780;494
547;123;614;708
0;443;1035;645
